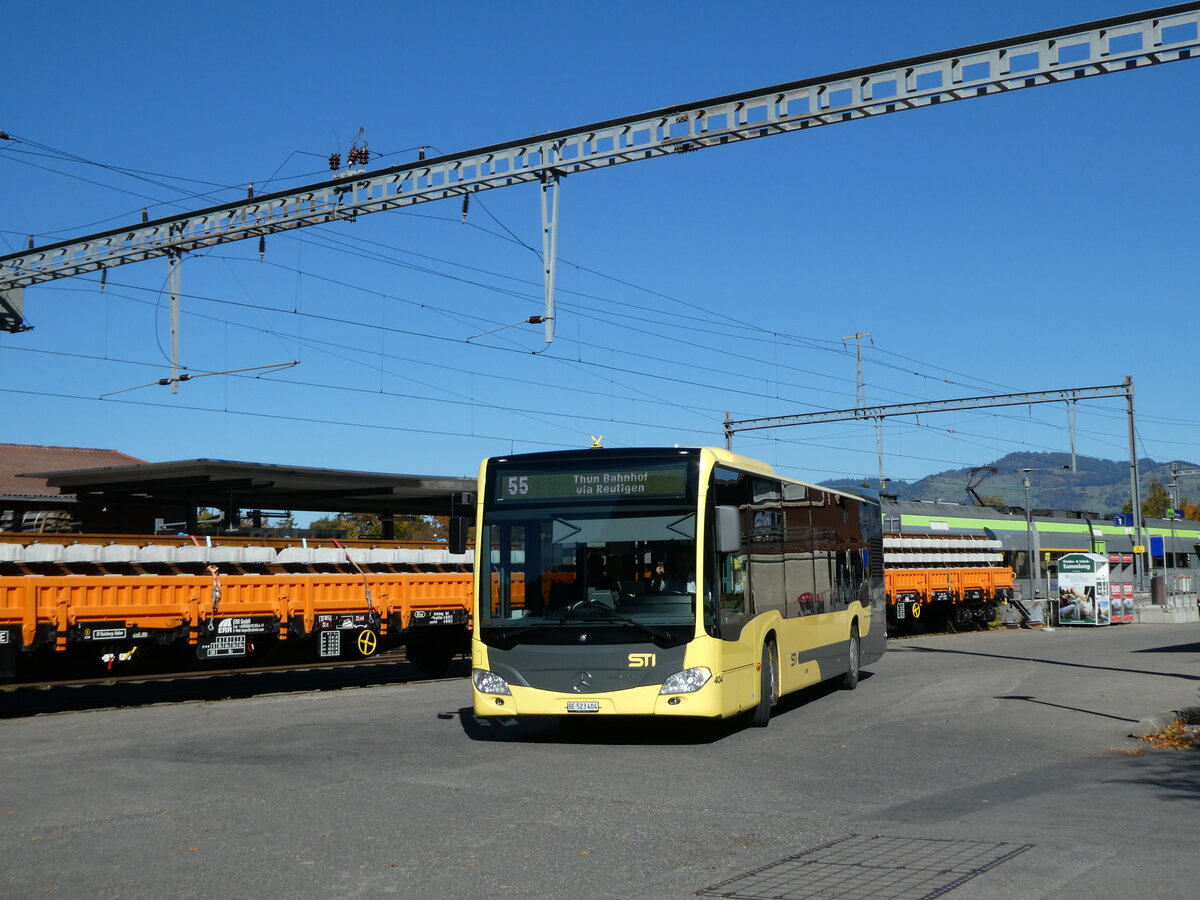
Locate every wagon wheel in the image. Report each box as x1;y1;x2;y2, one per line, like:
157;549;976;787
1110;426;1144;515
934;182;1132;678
356;628;379;657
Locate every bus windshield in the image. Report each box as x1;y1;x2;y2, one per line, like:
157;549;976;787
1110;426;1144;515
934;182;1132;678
478;501;698;646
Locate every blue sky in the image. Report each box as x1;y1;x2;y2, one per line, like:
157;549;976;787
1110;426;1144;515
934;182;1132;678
2;1;1198;498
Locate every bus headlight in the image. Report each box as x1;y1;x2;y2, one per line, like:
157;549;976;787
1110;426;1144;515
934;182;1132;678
472;668;512;695
659;667;712;694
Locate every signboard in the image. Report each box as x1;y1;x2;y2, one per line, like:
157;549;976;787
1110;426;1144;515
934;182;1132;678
1056;552;1111;626
1115;583;1135;623
1150;536;1164;557
494;462;689;501
1113;513;1133;527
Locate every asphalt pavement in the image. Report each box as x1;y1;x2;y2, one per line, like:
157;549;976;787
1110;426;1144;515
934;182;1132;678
1;623;1197;899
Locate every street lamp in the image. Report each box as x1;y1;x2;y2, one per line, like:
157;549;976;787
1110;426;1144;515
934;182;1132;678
1020;475;1045;626
1017;466;1070;628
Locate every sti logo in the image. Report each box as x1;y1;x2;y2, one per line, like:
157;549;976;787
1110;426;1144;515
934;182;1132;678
627;652;657;668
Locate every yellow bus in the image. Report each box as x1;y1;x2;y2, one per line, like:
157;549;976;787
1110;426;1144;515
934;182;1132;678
469;446;884;726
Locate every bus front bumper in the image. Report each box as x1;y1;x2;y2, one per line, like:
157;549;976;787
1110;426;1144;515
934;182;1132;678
472;681;725;718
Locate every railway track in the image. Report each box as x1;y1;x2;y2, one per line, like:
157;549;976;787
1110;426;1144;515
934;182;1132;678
2;647;425;689
0;648;469;717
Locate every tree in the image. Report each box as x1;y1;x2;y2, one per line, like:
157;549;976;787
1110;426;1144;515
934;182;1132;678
1142;479;1171;518
975;493;1009;508
305;513;447;541
393;515;446;542
308;514;351;537
1121;480;1173;518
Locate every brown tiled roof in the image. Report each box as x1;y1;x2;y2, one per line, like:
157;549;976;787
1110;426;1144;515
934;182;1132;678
0;444;146;499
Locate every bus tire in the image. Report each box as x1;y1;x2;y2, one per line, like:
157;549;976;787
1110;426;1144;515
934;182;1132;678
407;640;453;677
840;623;860;691
749;641;777;727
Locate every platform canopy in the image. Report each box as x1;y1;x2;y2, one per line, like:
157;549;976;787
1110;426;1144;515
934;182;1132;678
25;458;476;520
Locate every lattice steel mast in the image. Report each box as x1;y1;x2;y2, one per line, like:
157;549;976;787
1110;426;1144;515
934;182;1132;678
2;3;1199;335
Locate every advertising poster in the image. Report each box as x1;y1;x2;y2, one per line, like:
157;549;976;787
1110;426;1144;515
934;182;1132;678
1056;553;1111;626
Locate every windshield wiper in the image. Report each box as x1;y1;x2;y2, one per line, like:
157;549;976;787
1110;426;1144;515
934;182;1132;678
555;611;675;642
488;624;539;640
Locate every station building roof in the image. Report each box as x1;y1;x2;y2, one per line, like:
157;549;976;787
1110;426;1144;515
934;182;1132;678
1;443;146;502
25;458;476;518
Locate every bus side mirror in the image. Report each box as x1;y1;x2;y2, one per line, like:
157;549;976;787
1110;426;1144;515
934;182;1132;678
448;516;469;555
715;505;740;553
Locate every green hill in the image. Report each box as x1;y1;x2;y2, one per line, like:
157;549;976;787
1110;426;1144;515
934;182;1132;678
823;451;1200;514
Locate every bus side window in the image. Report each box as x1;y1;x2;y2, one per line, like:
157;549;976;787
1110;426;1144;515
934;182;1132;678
720;552;747;614
711;465;755;639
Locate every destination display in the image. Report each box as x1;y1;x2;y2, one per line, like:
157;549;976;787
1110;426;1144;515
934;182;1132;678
494;463;689;501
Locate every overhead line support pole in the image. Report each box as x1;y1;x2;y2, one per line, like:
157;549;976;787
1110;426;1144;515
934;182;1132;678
540;172;561;344
168;250;182;394
1125;375;1144;590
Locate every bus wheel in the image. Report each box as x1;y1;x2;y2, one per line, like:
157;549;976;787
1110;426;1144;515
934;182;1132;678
749;641;778;728
839;624;860;691
407;642;453;677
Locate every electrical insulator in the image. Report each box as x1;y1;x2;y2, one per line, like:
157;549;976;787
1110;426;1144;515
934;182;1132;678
359;143;368;163
461;194;470;223
329;152;341;171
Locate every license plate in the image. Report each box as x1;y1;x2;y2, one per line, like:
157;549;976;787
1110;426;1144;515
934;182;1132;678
566;701;600;713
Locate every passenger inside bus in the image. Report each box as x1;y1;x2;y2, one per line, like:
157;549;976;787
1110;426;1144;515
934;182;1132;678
650;548;695;593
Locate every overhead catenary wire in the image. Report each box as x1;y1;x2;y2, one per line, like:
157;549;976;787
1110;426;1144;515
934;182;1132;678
2;294;1111;468
2;129;1189;479
21;240;1161;472
1;131;1027;408
0;133;1152;430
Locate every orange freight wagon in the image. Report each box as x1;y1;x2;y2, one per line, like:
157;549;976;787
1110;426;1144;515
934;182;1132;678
0;543;473;680
883;534;1014;633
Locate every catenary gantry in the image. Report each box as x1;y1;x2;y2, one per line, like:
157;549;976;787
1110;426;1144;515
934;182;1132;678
2;3;1199;335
